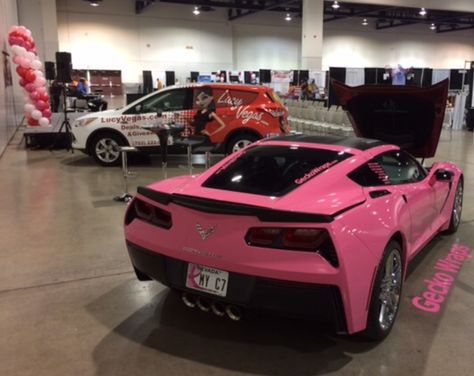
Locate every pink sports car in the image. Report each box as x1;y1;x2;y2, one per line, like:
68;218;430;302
124;79;463;339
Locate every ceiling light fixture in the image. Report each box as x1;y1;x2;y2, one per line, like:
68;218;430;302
84;0;102;6
419;8;427;16
430;23;436;30
285;13;292;21
332;1;340;10
193;6;200;15
362;18;368;26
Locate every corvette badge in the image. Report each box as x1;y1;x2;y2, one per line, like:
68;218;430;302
196;224;216;240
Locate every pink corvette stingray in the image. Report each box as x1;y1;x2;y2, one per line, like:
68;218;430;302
124;79;463;339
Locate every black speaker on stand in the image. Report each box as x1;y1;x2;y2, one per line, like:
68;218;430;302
45;61;56;80
50;52;73;152
259;69;271;83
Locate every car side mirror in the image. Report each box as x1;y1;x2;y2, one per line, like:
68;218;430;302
435;169;453;182
135;104;142;113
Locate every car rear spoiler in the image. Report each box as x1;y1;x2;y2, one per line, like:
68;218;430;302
136;186;335;223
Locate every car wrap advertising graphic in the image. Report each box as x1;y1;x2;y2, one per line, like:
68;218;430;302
412;243;471;313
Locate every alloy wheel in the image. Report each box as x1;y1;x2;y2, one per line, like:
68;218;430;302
452;181;463;228
232;139;252;153
378;248;402;331
95;138;120;163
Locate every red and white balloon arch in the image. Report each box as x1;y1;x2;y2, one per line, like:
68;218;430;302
8;25;52;127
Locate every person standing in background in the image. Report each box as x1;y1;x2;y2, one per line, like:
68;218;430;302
156;78;164;91
50;80;62;112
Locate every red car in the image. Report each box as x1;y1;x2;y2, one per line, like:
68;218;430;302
71;83;289;166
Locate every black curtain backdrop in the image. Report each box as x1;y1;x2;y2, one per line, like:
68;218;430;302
364;68;377;84
142;70;153;94
165;71;175;86
329;67;346;107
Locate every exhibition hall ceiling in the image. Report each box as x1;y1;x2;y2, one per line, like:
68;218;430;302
128;0;474;33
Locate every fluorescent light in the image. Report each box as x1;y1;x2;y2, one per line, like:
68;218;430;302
90;1;100;6
332;1;340;10
430;23;436;30
285;13;292;21
362;18;368;26
193;6;200;15
419;8;427;16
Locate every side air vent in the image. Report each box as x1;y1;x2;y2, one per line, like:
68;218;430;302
369;190;391;199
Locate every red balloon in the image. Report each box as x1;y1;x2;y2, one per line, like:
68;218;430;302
24;41;32;50
25;69;36;82
27;117;39;126
42;108;52;118
16;66;27;77
19;78;27;87
36;100;47;110
39;92;49;102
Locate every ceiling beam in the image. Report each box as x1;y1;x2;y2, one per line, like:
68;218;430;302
135;0;155;14
436;24;474;33
228;0;299;21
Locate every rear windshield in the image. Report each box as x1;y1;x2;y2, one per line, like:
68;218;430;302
202;145;352;197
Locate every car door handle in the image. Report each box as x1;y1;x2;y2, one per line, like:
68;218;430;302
402;194;407;203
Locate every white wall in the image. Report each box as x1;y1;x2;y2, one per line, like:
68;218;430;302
0;0;20;157
57;0;234;83
324;18;474;70
56;0;474;84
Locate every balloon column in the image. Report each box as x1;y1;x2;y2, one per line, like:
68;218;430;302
8;25;52;127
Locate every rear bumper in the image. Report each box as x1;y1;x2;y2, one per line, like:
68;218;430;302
127;241;348;333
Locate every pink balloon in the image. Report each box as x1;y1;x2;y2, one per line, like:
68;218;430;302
36;87;46;95
29;91;39;101
19;57;30;69
19;78;27;87
25;83;36;92
42;108;52;118
34;77;46;87
36;100;47;110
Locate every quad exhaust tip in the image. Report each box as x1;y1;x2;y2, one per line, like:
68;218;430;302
196;297;211;312
181;292;196;308
181;292;242;321
211;302;226;317
225;305;242;321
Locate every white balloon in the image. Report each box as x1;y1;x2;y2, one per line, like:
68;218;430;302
17;46;27;57
39;117;50;127
24;103;35;113
26;51;36;61
31;110;42;120
11;45;21;55
25;29;32;37
35;70;44;78
31;60;42;70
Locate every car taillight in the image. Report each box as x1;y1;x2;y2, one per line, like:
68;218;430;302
125;198;172;229
246;227;338;267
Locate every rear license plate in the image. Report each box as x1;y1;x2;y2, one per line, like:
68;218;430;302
185;263;229;297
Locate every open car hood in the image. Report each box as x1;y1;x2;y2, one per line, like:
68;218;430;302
331;79;449;158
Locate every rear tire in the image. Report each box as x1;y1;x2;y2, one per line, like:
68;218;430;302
226;134;258;154
445;177;463;234
90;132;126;167
364;240;403;341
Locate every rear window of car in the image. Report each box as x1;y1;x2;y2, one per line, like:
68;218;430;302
202;145;352;197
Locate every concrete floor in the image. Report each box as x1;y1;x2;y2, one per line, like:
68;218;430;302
0;129;473;376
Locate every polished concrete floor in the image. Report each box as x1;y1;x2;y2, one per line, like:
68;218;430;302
0;129;473;376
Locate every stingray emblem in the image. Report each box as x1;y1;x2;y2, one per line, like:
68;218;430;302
196;224;216;240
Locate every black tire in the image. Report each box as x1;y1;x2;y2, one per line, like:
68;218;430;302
445;177;463;234
90;132;126;167
226;134;258;154
364;240;403;340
